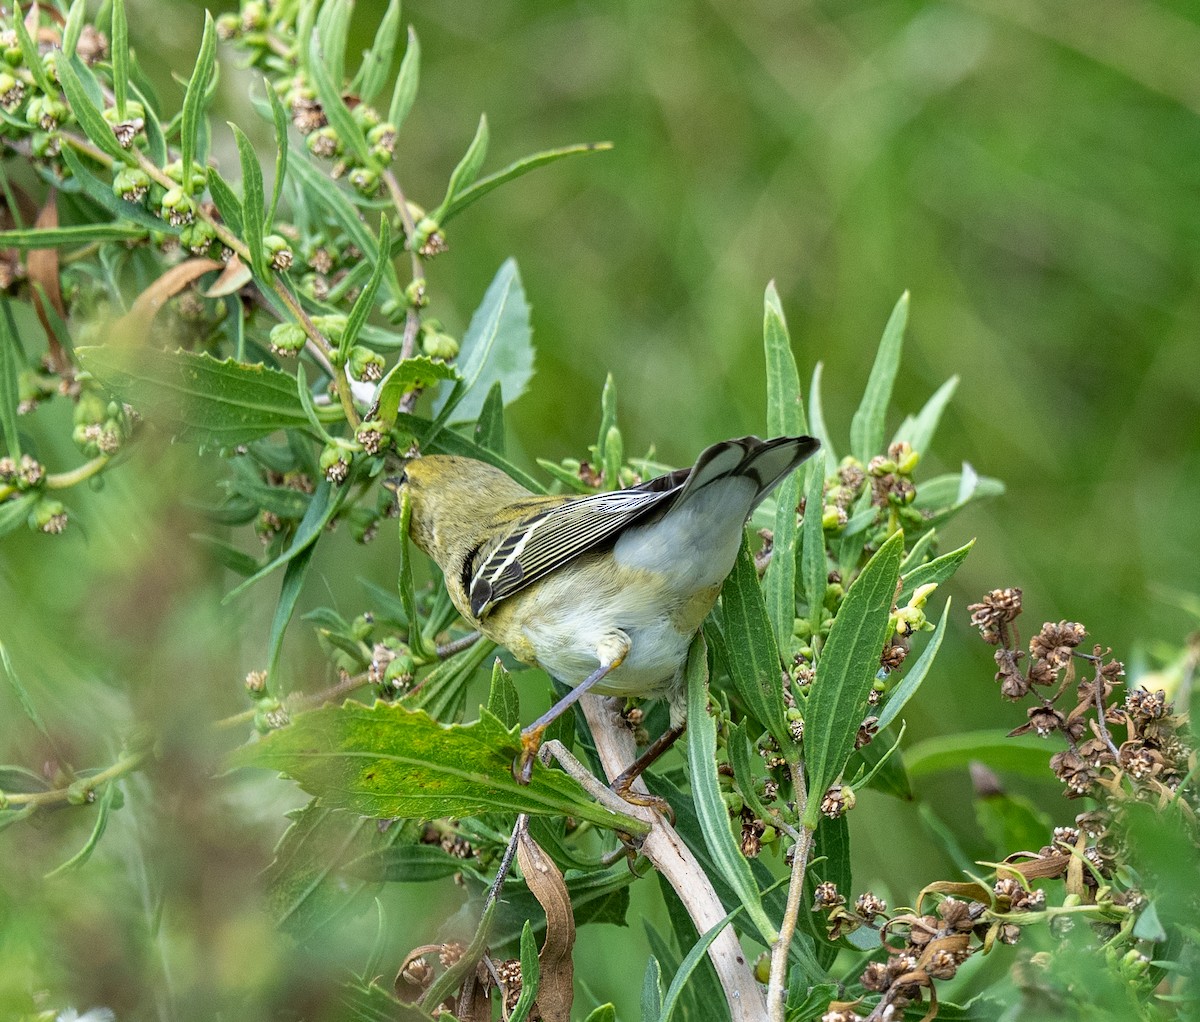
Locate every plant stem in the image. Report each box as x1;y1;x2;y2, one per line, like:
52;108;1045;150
45;454;110;489
1;745;151;808
212;670;370;730
767;806;813;1021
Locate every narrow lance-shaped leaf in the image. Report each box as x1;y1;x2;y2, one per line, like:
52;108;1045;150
875;598;950;732
507;922;541;1022
0;223;147;249
63;0;87;59
57;56;130;163
719;537;791;752
110;0;129;117
266;544;317;690
387;25;420;131
441;141;613;224
801;451;827;639
1;641;50;741
807;362;837;467
180;12;217;193
594;373;617;462
265;80;290;230
898;540;973;604
339;217;390;363
308;30;372;166
0;301;23;456
659;908;741;1022
432;113;489;222
229;701;647;833
762;282;807;651
355;0;402;103
232;124;267;276
315;0;351;85
802;530;904;829
892;375;959;456
849;292;908;463
372;357;458;433
14;9;53;94
684;634;779;946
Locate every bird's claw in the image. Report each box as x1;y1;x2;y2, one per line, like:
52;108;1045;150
513;725;545;785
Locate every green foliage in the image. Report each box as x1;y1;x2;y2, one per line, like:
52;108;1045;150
2;2;1196;1021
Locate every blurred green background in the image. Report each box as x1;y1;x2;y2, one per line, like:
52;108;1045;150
3;0;1200;1018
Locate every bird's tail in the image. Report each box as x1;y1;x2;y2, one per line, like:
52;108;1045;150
676;434;820;511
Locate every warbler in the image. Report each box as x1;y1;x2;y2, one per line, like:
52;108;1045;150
400;434;819;792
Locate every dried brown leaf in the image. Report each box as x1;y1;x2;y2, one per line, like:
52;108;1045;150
111;258;222;341
203;254;252;298
516;829;575;1022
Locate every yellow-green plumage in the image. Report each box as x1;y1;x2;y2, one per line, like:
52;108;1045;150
402;435;819;731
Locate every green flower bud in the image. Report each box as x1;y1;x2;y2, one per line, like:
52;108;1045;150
821;504;844;531
404;277;428;309
268;321;307;356
112;165;151;203
0;28;20;65
263;233;294;271
31;498;68;534
352;103;381;130
355;418;386;456
311;314;347;343
306;125;342;159
179;220;216;254
163;158;208;191
348;166;379;196
348;345;385;382
241;0;268;31
891;605;926;637
412;217;447;257
66;780;94;805
30;131;60;159
383;653;416;690
367;121;397;158
25;94;68;131
159;187;195;226
421;331;458;361
319;439;358;484
0;71;25;112
380;297;406;323
40;49;60;84
215;12;242;39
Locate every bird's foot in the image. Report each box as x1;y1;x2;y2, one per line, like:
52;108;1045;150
611;773;675;825
513;724;546;785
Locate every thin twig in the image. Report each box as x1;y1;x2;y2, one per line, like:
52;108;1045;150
212;671;370;730
1;745;151;808
767;800;813;1021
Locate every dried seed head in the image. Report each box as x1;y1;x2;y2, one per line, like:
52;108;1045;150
855;892;887;921
1030;621;1086;667
813;881;845;910
969;588;1023;641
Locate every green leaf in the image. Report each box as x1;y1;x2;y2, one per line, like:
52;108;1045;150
913;469;1005;526
507;922;541;1022
207;171;245;237
232;124;267;276
583;1005;617;1022
14;10;53;95
440;141;613;224
342;842;470;883
226;481;341;600
594;373;617;462
800;451;827;635
875;599;950;732
641;957;663;1022
852;730;912;800
807;362;837;467
264;800;418;941
397;411;544;493
387;25;421;131
339;218;390;362
0;223;148;249
58;55;130;163
405;636;496;723
308;31;372;167
718;538;790;751
265;80;290;230
434;258;532;424
849;292;908;462
127;75;167;166
659;908;740;1022
315;0;351;85
486;657;520;729
189;533;261;576
229;701;647;833
762;282;806;652
372;359;458;435
110;0;129;117
356;0;402;103
1;642;50;741
906;731;1053;780
803;530;904;829
0;492;37;538
180;12;217;192
432;114;489;221
685;635;778;946
474;381;505;454
44;781;117;878
340;980;435;1022
266;543;316;689
975;790;1054;860
727;722;774;823
898;542;973;604
892;375;959;456
76;347;311;446
0;300;23;457
63;0;87;58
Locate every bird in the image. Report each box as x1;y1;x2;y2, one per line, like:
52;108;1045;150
398;434;820;798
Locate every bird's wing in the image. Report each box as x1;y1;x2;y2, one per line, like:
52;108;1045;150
468;487;677;617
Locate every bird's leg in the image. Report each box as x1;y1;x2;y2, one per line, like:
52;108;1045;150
610;721;687;820
515;632;629;784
